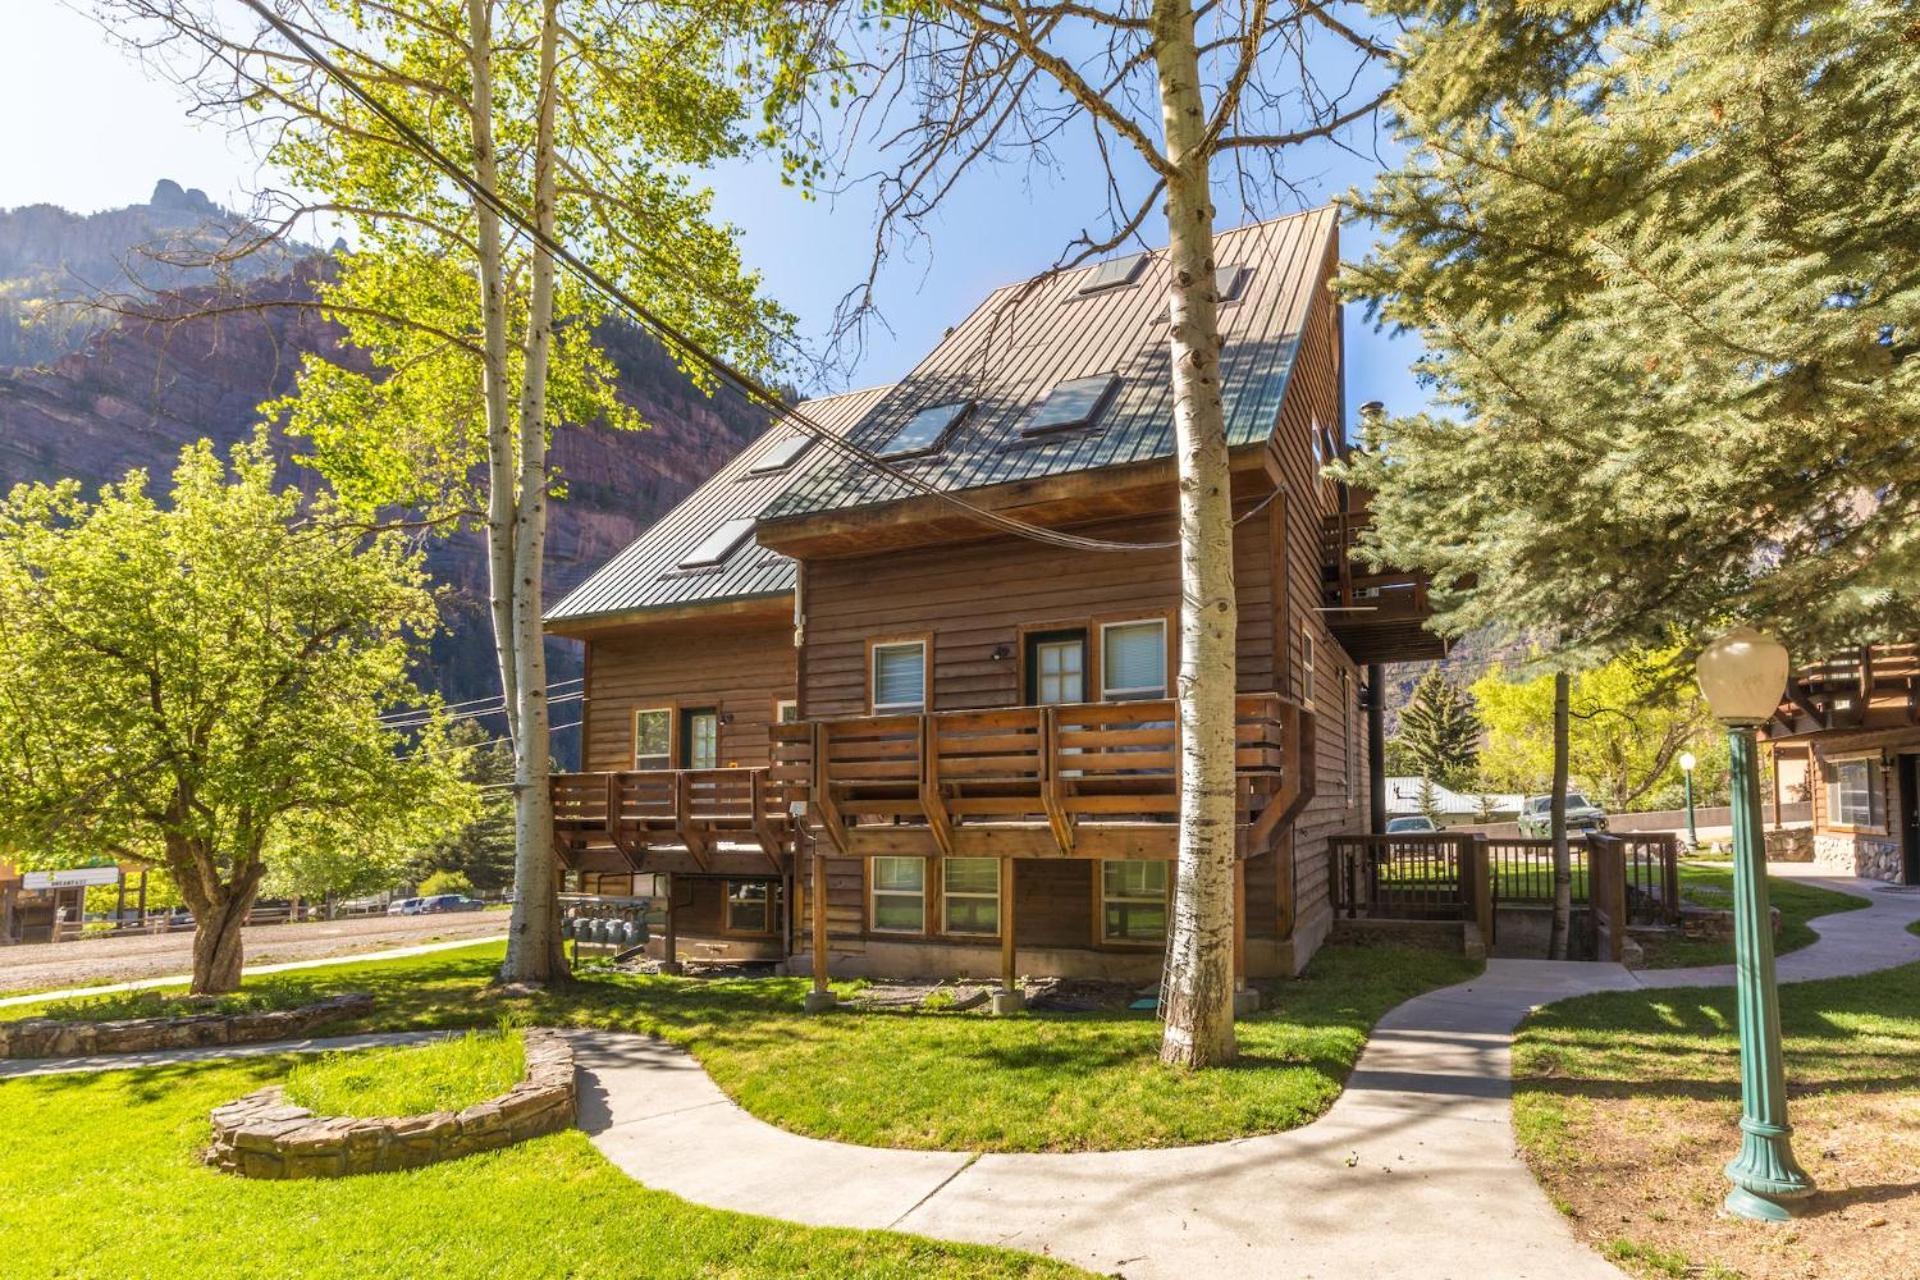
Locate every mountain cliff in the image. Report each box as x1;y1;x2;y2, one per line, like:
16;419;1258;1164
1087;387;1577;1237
0;184;771;755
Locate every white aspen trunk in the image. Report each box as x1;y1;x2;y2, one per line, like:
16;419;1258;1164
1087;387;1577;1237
1152;0;1239;1069
1548;671;1572;960
466;0;519;734
500;0;567;983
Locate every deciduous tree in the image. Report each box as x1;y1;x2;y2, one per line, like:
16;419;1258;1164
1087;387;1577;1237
761;0;1390;1068
0;434;471;993
99;0;791;984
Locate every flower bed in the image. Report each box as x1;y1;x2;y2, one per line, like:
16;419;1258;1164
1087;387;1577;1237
205;1027;575;1179
0;993;373;1059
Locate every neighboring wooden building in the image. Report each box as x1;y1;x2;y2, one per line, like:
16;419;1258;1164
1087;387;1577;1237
1767;644;1919;884
545;207;1439;986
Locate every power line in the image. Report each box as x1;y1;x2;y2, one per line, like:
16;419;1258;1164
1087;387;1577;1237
383;690;584;731
379;678;584;725
229;0;1235;558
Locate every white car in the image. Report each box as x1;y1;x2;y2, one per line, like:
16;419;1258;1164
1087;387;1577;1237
1385;815;1441;834
385;897;425;916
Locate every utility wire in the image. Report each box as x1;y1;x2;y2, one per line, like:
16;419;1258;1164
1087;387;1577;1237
230;0;1274;556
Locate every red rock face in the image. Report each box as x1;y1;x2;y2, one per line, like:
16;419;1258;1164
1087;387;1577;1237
0;264;766;748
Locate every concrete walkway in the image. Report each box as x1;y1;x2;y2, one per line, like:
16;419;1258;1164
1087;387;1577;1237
573;875;1920;1280
0;934;505;1010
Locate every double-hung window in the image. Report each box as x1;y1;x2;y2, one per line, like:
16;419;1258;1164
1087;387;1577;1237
1826;758;1884;829
942;858;1000;936
871;856;927;933
871;640;928;713
1100;620;1167;701
725;881;775;934
1101;860;1168;944
633;708;672;770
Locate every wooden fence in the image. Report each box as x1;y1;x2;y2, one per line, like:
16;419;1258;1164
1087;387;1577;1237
1329;834;1493;941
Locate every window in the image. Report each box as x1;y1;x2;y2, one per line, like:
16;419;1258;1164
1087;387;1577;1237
775;699;800;723
1102;860;1168;943
678;518;755;570
1022;373;1120;437
871;640;928;713
1215;264;1249;303
942;858;1000;935
1825;758;1884;829
725;881;776;934
871;856;927;933
633;708;671;770
1076;252;1148;295
1031;635;1086;706
681;708;718;769
879;401;972;458
1101;619;1167;701
748;432;812;474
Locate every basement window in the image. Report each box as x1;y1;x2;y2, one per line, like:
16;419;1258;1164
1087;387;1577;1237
879;401;973;459
1076;252;1148;295
1101;860;1168;944
748;432;813;475
677;518;754;570
1021;373;1120;438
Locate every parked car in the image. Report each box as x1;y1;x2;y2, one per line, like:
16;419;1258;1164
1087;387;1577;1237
386;897;424;916
418;894;487;914
1385;815;1442;834
1517;792;1609;836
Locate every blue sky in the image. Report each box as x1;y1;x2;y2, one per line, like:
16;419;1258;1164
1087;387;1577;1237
3;4;1430;429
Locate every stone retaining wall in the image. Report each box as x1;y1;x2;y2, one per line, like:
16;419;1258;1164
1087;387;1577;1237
0;993;373;1059
205;1028;576;1179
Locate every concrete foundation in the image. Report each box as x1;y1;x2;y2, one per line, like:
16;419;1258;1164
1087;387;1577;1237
802;990;837;1014
1232;988;1260;1017
990;991;1026;1015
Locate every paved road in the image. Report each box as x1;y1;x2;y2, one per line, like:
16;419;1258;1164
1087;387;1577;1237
0;911;506;996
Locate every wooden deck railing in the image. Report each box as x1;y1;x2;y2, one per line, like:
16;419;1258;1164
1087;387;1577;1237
550;766;789;868
1329;833;1492;937
768;693;1303;858
1486;833;1679;925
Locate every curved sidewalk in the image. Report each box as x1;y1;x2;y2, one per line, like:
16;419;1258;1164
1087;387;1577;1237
575;876;1920;1280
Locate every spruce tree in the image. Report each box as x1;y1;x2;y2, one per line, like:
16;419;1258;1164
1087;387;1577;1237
1334;0;1920;664
1392;668;1482;792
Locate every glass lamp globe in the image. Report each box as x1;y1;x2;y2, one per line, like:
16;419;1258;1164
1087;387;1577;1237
1679;751;1697;773
1695;628;1790;726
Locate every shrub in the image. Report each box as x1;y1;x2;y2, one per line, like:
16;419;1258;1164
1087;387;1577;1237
417;870;475;898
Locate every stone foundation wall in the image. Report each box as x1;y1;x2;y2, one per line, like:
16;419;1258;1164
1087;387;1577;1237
206;1028;576;1179
0;993;372;1060
1813;832;1905;883
1764;828;1814;862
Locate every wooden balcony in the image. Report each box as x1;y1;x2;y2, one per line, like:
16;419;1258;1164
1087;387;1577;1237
1320;494;1446;664
769;693;1313;860
1770;643;1920;737
550;767;794;878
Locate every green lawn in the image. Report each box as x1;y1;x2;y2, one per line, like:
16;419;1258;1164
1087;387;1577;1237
1512;961;1920;1279
284;1027;524;1117
1633;863;1870;969
7;938;1478;1152
0;1056;1083;1280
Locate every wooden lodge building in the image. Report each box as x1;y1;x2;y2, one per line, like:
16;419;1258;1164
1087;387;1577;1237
543;207;1441;990
1767;644;1920;885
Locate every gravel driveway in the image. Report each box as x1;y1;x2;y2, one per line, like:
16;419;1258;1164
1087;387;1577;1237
0;912;506;995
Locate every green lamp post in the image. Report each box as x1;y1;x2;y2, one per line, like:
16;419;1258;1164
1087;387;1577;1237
1679;750;1699;850
1695;627;1815;1222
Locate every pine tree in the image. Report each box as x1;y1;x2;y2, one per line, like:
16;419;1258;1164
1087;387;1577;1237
1334;0;1920;664
1392;669;1481;792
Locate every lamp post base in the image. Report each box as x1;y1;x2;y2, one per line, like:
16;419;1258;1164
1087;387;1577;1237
1723;1184;1806;1224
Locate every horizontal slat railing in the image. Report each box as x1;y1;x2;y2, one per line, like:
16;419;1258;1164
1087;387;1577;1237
548;766;789;860
773;693;1298;854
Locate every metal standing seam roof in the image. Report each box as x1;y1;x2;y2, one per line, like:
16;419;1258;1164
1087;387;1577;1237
544;384;892;625
761;205;1339;522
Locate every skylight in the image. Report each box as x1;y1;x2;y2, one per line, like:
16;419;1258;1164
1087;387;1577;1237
676;517;755;570
1076;252;1148;296
1215;264;1249;303
747;432;812;475
879;401;972;458
1021;373;1120;437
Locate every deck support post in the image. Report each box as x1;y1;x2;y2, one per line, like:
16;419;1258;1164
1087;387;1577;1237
992;855;1023;1013
804;851;835;1012
659;874;682;975
1367;664;1387;835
